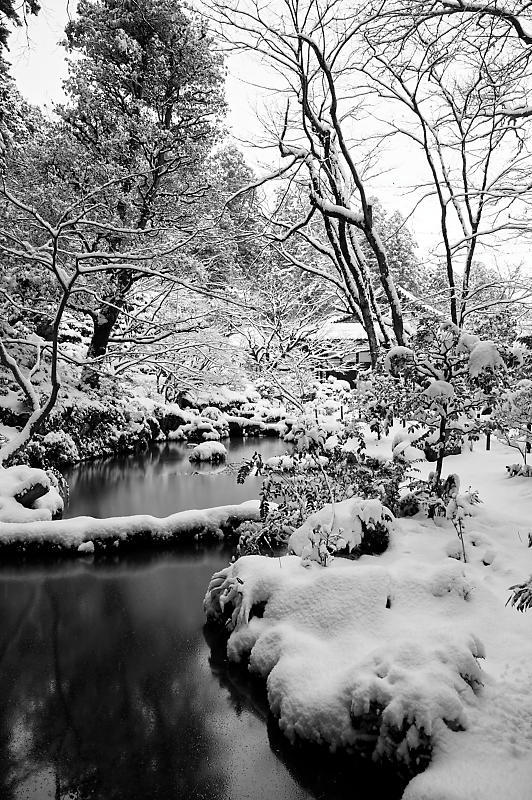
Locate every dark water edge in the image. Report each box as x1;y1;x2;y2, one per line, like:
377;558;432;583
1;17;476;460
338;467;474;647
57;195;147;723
0;440;410;800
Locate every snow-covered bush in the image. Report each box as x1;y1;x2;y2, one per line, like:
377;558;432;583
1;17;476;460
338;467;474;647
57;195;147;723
41;431;80;466
507;576;532;612
204;555;485;765
236;414;408;556
506;463;532;478
37;399;156;463
384;318;506;502
176;419;224;443
201;406;226;421
288;497;395;565
189;441;228;463
354;372;398;439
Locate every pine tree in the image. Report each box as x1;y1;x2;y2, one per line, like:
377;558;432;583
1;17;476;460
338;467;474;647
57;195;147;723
58;0;226;383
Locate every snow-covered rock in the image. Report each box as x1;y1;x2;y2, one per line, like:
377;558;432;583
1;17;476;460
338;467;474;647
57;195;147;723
0;465;55;523
189;441;228;463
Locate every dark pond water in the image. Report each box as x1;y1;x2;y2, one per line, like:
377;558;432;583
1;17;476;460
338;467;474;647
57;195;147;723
63;439;288;519
0;439;408;800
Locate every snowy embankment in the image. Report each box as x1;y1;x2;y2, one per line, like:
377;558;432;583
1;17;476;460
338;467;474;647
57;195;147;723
0;499;260;555
204;437;532;800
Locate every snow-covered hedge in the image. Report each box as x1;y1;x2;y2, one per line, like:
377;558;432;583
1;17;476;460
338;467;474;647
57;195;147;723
0;499;260;554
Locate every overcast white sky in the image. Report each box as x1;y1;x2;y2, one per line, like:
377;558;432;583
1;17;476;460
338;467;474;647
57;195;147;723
6;1;528;272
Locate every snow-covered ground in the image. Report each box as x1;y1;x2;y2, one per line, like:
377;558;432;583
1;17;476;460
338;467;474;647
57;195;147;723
205;431;532;800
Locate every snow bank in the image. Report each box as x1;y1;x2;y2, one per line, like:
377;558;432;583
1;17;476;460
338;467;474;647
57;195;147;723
0;500;260;554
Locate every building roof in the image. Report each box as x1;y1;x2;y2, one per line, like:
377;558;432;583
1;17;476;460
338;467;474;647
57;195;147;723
311;320;368;341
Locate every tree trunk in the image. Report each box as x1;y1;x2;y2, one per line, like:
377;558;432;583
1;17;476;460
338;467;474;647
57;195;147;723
81;302;123;388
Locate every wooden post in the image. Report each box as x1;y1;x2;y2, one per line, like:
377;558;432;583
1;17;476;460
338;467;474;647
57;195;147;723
486;430;491;451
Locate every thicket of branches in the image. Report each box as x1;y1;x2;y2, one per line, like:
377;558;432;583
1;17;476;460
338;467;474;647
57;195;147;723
2;0;532;461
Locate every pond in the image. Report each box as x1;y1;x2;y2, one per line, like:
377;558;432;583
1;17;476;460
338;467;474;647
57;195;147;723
0;439;407;800
63;438;288;519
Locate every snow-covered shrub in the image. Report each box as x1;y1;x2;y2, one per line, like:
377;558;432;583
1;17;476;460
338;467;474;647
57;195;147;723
355;372;399;440
177;420;217;443
507;576;532;612
189;441;227;463
39;399;155;463
41;431;79;466
288;497;395;565
204;555;485;765
156;406;197;436
506;462;532;478
234;519;278;557
202;406;225;421
384;318;507;493
237;413;408;556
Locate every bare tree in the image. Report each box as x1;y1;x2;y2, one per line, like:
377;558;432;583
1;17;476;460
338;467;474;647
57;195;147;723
359;1;532;325
206;0;407;364
225;255;338;371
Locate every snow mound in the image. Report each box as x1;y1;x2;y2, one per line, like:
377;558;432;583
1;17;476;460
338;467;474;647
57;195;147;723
204;555;484;763
0;465;58;523
189;441;228;463
288;497;394;556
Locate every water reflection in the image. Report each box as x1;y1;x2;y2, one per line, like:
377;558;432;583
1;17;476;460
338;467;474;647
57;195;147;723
205;625;409;800
0;550;322;800
0;553;222;799
64;439;289;519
